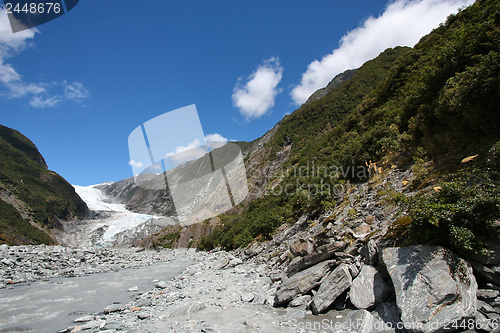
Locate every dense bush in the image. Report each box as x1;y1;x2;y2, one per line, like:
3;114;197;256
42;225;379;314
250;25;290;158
403;170;500;252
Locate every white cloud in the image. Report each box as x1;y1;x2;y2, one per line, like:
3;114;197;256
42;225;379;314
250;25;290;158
205;133;228;149
129;160;144;168
64;81;90;102
232;57;283;120
291;0;475;105
29;95;62;108
165;138;209;165
0;10;36;59
0;8;90;107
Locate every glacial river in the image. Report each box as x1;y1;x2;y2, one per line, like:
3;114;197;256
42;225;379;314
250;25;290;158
0;257;194;333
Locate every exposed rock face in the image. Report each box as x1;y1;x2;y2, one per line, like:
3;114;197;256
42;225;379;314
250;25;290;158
273;260;335;306
350;265;388;310
310;263;352;314
382;245;477;333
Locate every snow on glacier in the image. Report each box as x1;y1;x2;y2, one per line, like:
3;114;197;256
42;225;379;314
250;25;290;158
73;184;160;244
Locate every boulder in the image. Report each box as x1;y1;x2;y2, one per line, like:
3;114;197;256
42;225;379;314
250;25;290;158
285;241;345;277
273;260;335;306
290;239;314;257
350;265;388;309
382;245;477;333
310;263;352;314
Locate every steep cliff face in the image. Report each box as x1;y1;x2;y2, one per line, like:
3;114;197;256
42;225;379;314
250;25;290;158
0;124;88;245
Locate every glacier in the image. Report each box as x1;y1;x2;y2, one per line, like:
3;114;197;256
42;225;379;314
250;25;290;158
60;184;176;247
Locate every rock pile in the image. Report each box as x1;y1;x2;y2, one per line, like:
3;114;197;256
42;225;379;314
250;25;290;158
0;244;177;286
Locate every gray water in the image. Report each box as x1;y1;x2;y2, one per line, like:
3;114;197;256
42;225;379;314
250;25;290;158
0;258;194;333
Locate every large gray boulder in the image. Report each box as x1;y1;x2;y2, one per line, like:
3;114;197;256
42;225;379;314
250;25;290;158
310;263;352;314
382;245;477;333
273;260;335;306
350;265;388;309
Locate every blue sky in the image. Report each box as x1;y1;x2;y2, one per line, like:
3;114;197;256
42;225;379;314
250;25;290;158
0;0;473;186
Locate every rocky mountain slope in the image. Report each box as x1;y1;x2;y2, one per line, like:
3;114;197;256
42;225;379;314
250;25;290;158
0;125;88;245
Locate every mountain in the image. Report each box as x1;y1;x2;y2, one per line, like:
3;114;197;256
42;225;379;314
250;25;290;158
0;125;88;245
196;0;500;252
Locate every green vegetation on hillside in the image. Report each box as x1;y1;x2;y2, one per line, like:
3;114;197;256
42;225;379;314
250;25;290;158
0;125;88;245
199;0;500;252
199;47;411;250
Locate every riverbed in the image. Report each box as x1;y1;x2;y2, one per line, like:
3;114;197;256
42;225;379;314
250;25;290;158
0;257;194;333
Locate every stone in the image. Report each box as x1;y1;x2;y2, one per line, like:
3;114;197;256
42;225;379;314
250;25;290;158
134;298;153;307
477;289;500;301
155;280;168;289
1;258;14;266
0;244;8;251
228;258;243;267
74;315;94;323
350;265;388;310
273;260;335;306
348;263;360;279
127;286;139;292
310;263;352;315
475;311;500;333
82;320;105;330
382;245;477;333
478;299;500;316
285;241;345;277
137;312;150;320
289;295;312;307
354;224;371;237
289;239;314;257
213;257;230;270
240;292;254;302
266;287;278;307
363;239;379;266
252;293;267;305
103;304;124;314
